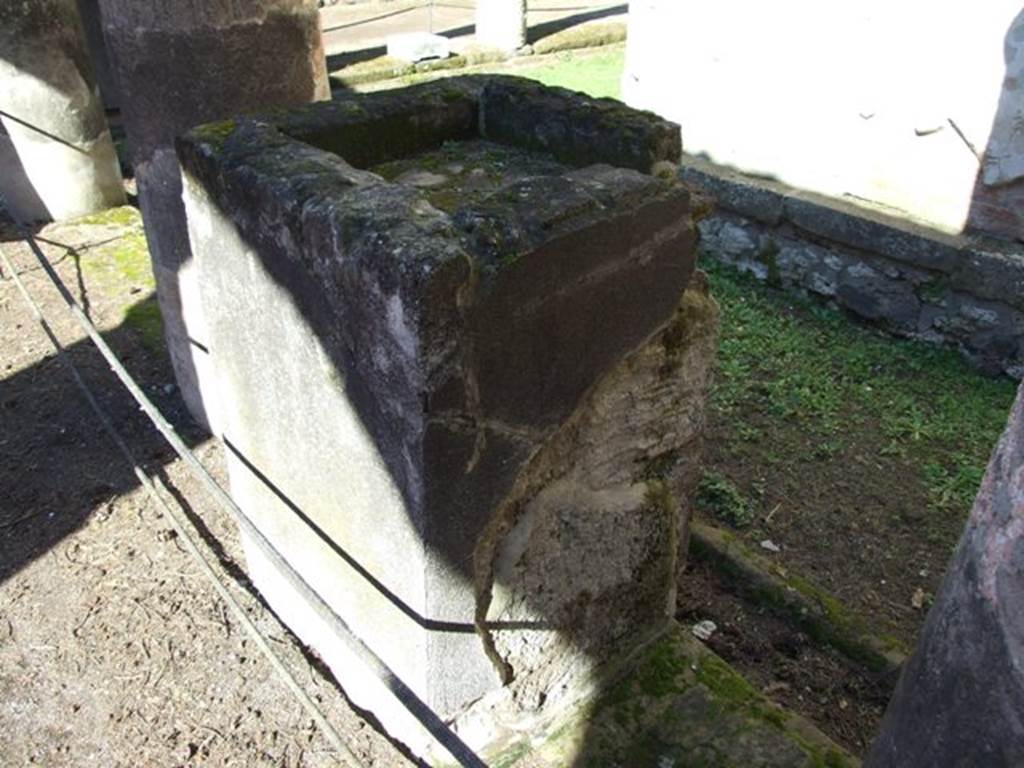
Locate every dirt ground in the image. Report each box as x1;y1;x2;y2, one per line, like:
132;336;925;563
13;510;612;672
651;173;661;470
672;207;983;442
3;10;943;765
697;268;1015;656
0;206;879;767
703;411;943;653
0;205;898;766
0;213;411;767
683;263;1018;757
676;557;893;756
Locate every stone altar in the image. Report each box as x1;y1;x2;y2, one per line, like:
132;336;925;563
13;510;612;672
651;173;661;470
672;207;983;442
177;76;714;756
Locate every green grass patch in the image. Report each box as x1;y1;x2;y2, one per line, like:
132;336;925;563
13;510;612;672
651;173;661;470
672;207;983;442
697;471;755;529
705;259;1015;516
504;47;625;100
372;46;627;100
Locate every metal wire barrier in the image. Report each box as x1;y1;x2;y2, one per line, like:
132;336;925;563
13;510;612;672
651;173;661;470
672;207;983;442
0;199;488;768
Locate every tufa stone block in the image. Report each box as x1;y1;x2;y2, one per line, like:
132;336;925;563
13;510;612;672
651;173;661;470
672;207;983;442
177;76;703;754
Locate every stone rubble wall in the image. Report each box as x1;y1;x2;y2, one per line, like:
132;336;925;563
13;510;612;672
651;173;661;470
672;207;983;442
683;156;1024;379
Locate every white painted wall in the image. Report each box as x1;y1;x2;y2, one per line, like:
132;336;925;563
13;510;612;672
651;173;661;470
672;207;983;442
624;1;1024;235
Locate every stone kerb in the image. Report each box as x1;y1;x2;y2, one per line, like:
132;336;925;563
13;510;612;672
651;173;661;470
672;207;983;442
682;155;1024;378
177;76;711;755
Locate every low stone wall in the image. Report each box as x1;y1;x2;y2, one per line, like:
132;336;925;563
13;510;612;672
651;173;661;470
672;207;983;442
682;156;1024;378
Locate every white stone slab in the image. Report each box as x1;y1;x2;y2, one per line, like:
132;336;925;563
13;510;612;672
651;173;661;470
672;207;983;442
387;32;451;63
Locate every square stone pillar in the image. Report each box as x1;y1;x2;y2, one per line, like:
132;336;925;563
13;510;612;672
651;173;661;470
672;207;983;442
476;0;527;52
98;0;330;432
177;76;710;755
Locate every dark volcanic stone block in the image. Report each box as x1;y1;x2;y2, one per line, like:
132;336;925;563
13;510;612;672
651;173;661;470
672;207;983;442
480;77;682;173
177;75;701;752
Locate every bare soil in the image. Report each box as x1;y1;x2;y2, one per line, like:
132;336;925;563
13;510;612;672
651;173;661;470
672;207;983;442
703;410;946;652
4;203;1006;765
687;264;1016;758
677;557;893;756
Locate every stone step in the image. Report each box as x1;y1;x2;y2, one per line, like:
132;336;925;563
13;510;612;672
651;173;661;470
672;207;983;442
689;521;907;678
473;621;860;767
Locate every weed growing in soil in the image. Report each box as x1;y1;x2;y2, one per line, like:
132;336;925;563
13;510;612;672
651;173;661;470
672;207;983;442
697;471;754;528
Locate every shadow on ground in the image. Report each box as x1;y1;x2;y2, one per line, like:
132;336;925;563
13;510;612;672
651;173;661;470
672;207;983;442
0;293;204;585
